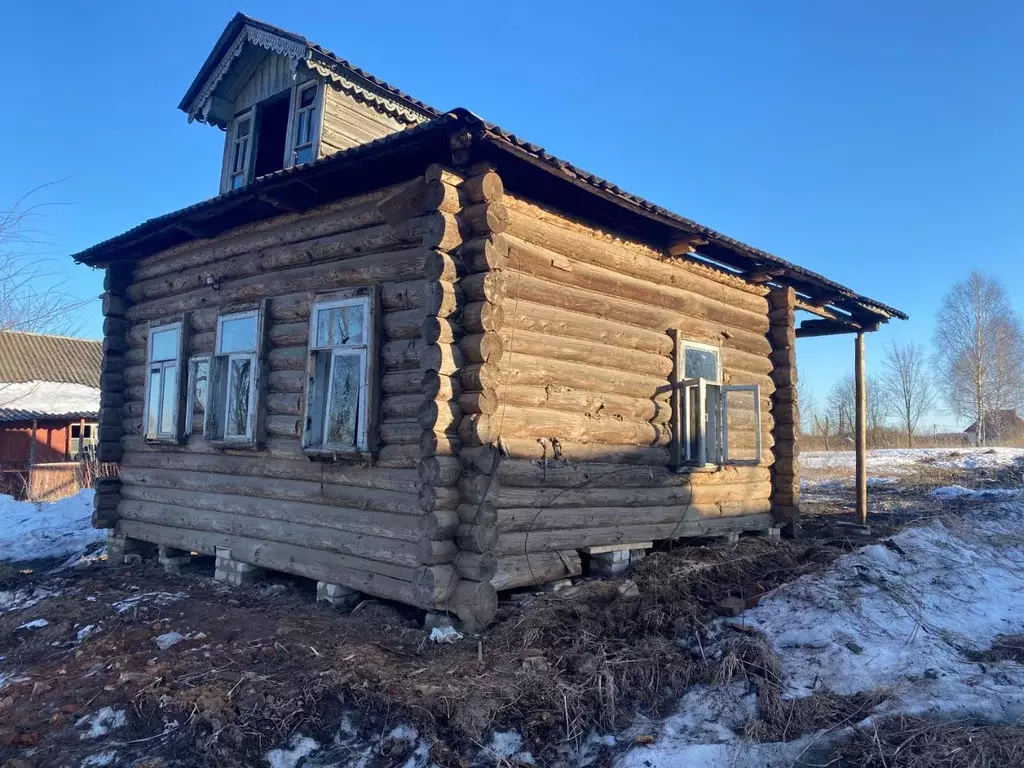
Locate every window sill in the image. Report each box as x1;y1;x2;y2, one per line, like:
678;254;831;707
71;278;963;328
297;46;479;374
207;438;259;452
145;436;183;446
675;464;724;474
303;448;374;464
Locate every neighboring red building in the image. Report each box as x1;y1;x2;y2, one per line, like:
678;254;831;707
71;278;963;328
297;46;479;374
0;331;102;498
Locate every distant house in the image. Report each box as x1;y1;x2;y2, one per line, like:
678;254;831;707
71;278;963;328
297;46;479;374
964;410;1024;446
0;331;102;498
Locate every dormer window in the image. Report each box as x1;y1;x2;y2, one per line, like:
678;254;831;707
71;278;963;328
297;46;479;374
290;82;319;165
228;113;253;190
220;80;323;193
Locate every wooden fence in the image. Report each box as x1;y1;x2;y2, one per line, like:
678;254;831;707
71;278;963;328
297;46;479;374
1;460;119;502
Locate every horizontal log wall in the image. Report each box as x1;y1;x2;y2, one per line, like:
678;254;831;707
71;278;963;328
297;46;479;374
479;192;777;557
112;178;466;610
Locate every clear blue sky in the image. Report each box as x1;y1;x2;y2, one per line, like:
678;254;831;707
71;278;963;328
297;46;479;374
2;1;1022;428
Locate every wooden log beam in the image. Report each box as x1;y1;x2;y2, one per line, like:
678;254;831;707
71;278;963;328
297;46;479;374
855;331;867;524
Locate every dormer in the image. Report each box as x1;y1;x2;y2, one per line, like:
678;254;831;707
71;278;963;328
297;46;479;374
179;14;438;194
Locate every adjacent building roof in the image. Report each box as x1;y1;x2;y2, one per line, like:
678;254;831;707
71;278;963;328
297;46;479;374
0;331;102;388
963;410;1024;436
0;382;100;422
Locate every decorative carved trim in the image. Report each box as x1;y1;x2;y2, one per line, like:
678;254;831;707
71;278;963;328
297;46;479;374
188;25;309;124
305;61;428;126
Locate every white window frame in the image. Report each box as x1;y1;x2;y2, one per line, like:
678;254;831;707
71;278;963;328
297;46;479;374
185;356;211;435
285;81;322;169
227;108;254;191
213;310;259;442
677;339;722;468
143;321;183;441
721;384;763;465
303;294;372;453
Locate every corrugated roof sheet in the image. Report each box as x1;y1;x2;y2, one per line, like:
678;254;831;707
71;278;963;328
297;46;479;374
0;332;102;388
69;110;906;324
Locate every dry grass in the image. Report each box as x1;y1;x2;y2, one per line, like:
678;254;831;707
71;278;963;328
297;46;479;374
829;716;1024;768
965;634;1024;664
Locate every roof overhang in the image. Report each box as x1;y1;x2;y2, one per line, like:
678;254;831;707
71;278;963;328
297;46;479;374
70;110;906;332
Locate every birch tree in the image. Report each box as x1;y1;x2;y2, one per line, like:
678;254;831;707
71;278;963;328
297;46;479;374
933;271;1024;445
880;341;936;448
1;186;84;335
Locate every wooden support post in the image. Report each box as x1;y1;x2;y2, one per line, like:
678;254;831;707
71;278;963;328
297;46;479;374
855;332;867;524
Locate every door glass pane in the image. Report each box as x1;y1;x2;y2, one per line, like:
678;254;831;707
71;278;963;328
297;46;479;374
151;327;178;362
299;86;316;109
147;368;161;436
684;346;719;382
316;304;365;347
219;315;257;353
326;353;361;447
236;118;251;138
295;145;313;165
226;358;252;437
160;364;177;434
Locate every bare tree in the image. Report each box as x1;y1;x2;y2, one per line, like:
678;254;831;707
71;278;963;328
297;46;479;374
797;376;817;437
826;372;888;447
933;271;1024;445
0;185;86;335
880;341;936;448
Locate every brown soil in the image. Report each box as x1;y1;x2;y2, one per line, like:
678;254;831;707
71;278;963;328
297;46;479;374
1;458;1015;768
0;533;857;768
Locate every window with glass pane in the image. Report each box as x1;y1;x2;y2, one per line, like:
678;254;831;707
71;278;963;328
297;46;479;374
215;310;258;441
145;322;181;440
229;115;252;189
673;337;724;468
185;357;210;434
304;295;371;452
291;83;318;166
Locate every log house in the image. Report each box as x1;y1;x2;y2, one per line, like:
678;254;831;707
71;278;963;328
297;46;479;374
70;14;906;627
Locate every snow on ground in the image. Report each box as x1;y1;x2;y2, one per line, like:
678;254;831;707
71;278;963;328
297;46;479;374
0;489;103;563
803;447;1024;477
616;480;1024;766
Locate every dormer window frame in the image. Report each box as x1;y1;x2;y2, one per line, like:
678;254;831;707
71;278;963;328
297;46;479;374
226;108;255;191
220;79;324;193
284;80;324;169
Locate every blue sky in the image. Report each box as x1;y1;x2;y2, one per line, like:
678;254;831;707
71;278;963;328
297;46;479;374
2;1;1022;428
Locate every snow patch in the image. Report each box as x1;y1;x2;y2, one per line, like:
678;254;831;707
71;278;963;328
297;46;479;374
0;490;103;563
111;591;185;614
615;496;1024;766
0;587;57;613
153;631;185;650
0;381;99;417
267;735;320;768
81;751;118;766
17;618;48;630
78;707;127;740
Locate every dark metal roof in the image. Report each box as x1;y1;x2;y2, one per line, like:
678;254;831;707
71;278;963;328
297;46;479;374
0;332;102;388
178;13;438;121
70;110;906;325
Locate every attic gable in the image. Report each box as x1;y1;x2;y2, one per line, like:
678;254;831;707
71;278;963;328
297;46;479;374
179;14;437;130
